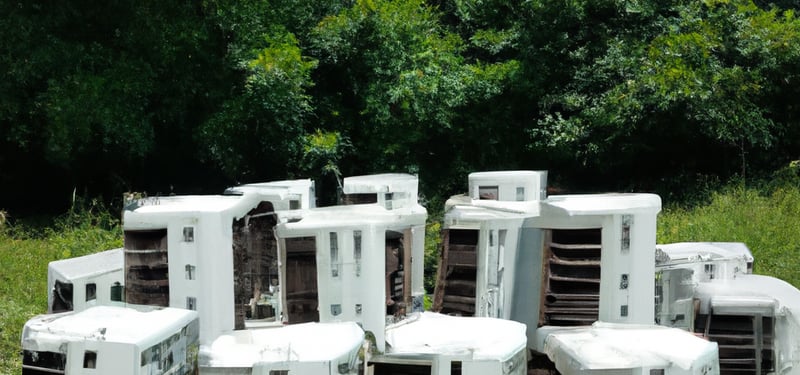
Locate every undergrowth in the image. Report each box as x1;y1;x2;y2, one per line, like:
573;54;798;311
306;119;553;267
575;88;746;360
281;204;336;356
0;199;121;373
658;183;800;287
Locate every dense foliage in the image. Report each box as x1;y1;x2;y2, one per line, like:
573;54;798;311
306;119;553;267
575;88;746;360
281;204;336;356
2;0;800;213
658;163;800;286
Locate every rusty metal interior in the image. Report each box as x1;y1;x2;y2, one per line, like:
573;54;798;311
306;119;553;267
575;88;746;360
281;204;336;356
232;202;278;329
341;193;378;205
540;228;602;327
433;228;479;316
385;229;413;316
695;313;774;375
123;229;169;307
283;236;319;324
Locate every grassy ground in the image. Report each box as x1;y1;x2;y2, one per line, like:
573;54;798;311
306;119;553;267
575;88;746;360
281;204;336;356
0;202;121;373
2;182;799;373
657;184;800;287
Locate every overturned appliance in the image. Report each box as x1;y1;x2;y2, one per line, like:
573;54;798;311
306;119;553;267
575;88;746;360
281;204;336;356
535;322;718;375
274;173;529;374
224;178;317;211
200;321;363;374
22;305;199;375
121;179;314;341
373;312;528;375
434;171;720;374
119;179;365;373
273;174;427;350
47;248;124;314
656;242;800;375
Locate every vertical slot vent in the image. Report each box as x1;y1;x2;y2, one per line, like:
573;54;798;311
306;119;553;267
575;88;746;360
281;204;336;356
695;313;774;375
233;202;279;328
540;228;601;327
124;229;169;307
284;236;319;324
433;228;479;316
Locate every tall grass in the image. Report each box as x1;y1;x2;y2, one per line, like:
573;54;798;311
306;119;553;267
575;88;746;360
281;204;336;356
658;182;800;288
0;200;121;373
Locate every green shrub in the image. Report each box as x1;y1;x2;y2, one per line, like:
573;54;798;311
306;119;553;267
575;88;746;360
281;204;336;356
424;218;443;294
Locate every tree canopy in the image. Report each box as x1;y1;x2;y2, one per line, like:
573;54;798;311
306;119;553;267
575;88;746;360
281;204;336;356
2;0;799;215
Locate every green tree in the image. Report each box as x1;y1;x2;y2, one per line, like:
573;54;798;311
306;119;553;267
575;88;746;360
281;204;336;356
0;2;232;211
308;0;520;198
197;31;318;181
198;0;355;183
525;0;800;192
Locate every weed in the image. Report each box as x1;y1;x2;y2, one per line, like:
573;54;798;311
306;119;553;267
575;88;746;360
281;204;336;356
0;199;122;373
658;183;800;287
